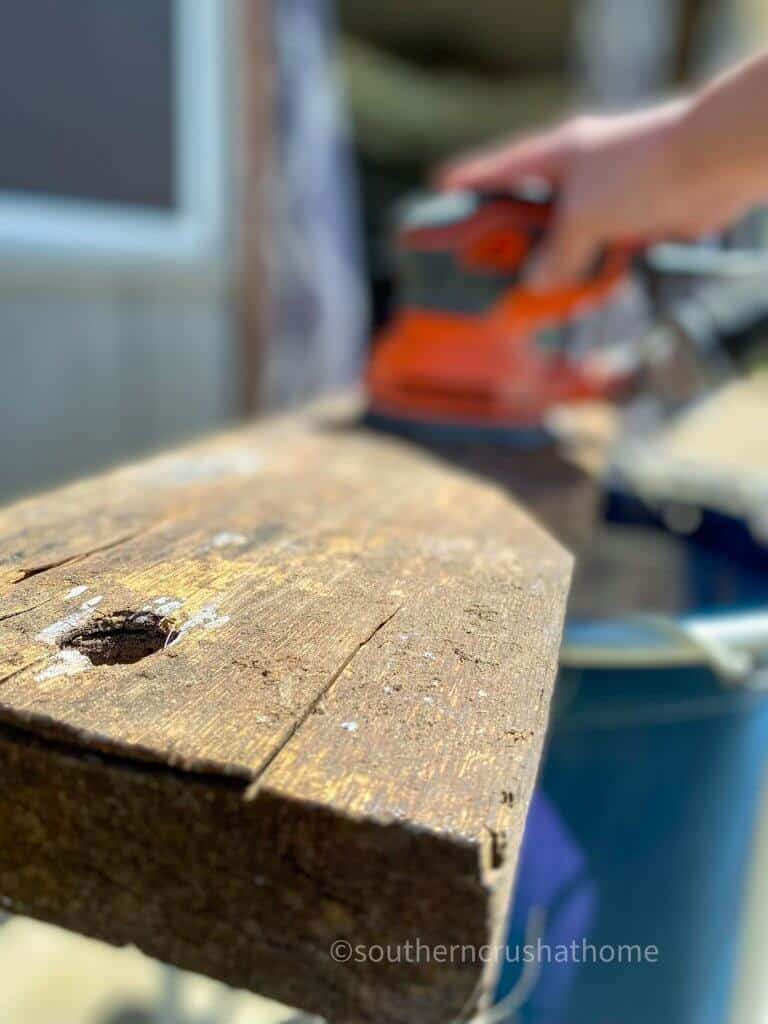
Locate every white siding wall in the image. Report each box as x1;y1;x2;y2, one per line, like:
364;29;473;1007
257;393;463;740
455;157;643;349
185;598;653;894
0;0;239;503
0;281;238;502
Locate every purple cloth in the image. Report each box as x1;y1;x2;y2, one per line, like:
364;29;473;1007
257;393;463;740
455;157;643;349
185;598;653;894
497;791;596;1022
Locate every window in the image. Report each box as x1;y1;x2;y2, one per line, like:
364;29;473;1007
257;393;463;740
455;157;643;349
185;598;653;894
0;0;228;277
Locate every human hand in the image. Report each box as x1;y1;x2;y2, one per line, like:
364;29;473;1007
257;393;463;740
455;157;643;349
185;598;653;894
437;101;757;289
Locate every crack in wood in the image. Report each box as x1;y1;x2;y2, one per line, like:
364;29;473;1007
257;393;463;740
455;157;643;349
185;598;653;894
5;527;150;587
0;656;48;688
0;595;57;624
245;605;403;800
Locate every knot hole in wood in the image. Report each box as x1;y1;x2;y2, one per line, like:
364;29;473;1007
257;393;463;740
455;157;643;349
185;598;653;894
60;610;178;666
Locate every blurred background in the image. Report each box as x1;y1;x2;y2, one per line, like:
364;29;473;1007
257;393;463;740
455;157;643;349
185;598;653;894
0;0;764;506
3;1;768;1023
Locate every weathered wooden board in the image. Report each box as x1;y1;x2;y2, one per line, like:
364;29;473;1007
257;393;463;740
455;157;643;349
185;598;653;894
0;402;571;1024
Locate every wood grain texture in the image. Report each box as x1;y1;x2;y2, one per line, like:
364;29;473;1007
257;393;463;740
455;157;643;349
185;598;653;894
0;401;571;1023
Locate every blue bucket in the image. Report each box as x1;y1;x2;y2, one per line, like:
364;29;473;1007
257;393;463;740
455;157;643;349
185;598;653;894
495;519;768;1024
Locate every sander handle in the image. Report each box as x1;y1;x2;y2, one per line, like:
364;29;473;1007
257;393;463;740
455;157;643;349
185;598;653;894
464;187;636;320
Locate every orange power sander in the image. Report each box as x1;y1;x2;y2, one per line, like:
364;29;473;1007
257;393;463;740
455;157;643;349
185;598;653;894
365;187;634;444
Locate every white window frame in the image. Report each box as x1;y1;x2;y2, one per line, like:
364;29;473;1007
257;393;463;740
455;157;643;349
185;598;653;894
0;0;230;283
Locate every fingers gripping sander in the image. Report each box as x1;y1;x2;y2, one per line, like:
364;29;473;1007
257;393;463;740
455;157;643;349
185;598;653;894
366;189;632;444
